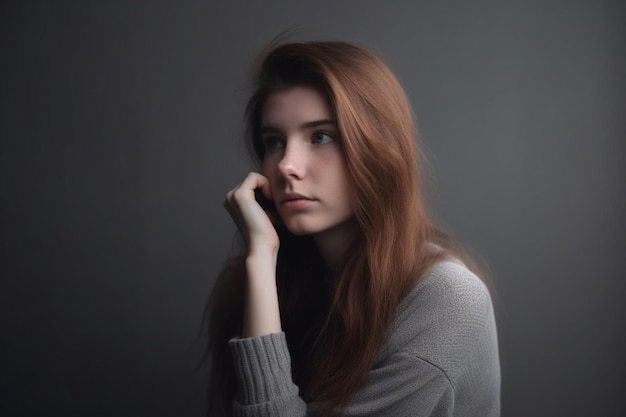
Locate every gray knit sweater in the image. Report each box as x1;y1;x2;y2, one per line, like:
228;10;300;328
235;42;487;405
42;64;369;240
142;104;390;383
229;259;501;416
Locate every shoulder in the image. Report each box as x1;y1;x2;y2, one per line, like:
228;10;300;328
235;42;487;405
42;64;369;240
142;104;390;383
408;258;493;328
382;258;499;385
397;258;494;333
369;258;501;415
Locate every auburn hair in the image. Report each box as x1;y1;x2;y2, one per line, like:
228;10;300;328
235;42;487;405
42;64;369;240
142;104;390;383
205;41;480;417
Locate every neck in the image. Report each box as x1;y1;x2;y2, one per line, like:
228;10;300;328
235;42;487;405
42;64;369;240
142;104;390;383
313;218;359;270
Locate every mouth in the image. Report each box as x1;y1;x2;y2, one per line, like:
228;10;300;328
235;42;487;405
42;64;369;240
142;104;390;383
280;193;316;209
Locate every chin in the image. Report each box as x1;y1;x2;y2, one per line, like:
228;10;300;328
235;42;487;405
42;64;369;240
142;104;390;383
282;215;356;237
283;223;319;236
282;218;325;236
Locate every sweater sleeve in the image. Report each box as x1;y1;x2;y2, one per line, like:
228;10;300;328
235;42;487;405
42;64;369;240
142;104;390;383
229;332;306;417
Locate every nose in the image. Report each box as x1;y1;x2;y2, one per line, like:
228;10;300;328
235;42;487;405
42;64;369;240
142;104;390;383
277;141;306;180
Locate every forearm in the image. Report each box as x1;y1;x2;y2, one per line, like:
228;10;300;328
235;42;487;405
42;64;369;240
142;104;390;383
242;249;281;338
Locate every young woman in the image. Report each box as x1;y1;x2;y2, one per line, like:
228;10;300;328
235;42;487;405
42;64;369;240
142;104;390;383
207;41;500;417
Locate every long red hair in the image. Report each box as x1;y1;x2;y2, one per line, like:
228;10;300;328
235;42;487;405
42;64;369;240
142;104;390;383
206;41;482;417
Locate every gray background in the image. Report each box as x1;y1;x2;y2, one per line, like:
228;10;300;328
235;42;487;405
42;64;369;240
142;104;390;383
1;1;624;416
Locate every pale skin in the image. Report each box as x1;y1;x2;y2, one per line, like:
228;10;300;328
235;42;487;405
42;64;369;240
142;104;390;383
223;86;357;338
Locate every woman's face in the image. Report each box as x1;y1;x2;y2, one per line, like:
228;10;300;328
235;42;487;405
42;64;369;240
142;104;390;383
261;86;354;237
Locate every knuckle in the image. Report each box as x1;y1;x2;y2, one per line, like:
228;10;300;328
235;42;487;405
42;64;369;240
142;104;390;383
232;188;243;199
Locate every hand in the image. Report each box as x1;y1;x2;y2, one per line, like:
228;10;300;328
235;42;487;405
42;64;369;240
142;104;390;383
223;172;280;254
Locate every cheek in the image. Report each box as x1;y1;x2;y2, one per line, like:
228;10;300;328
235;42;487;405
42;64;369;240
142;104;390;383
261;158;274;178
319;162;352;205
261;159;280;193
336;166;355;209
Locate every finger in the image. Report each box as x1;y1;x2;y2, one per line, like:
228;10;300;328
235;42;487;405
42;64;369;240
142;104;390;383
260;178;273;203
223;188;244;223
239;172;270;195
242;172;275;209
223;173;270;232
224;183;240;203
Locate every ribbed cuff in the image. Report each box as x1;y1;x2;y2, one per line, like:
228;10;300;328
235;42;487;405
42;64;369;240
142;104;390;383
229;332;298;405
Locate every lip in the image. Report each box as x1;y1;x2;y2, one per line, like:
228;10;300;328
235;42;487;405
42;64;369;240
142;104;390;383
280;193;316;209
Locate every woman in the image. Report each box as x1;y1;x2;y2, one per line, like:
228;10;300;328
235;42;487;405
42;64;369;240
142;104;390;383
207;41;500;417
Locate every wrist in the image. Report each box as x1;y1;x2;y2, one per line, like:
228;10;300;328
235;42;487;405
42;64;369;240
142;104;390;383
243;248;281;338
247;245;278;263
245;249;277;278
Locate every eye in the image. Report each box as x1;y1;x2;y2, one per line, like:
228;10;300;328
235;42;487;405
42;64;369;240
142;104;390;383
262;136;285;151
311;132;334;144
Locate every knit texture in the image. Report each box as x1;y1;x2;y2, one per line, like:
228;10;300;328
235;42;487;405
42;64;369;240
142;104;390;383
229;259;500;416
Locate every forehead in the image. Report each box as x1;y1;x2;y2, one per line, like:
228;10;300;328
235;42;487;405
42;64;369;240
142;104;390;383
261;86;332;127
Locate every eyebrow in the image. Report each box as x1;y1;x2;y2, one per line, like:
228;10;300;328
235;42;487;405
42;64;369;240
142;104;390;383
260;119;337;133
